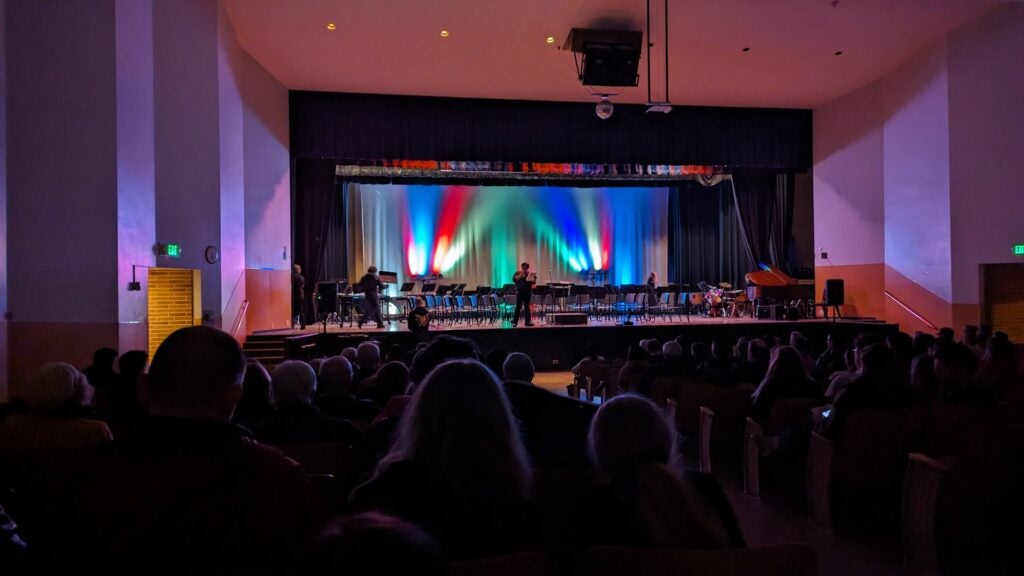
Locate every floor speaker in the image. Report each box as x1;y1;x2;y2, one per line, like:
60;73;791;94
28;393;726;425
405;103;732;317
551;313;588;326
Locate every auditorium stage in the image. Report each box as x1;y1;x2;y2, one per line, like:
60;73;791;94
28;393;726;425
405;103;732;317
248;317;897;371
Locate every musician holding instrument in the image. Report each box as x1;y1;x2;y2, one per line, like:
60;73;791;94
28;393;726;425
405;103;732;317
512;262;537;327
357;266;385;329
646;271;658;301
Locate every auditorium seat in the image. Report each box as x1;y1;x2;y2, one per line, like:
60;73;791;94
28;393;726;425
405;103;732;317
806;406;927;528
450;551;554;576
575;544;819;576
744;397;823;497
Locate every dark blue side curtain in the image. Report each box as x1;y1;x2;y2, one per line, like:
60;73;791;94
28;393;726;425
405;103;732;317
668;173;794;289
293;158;346;320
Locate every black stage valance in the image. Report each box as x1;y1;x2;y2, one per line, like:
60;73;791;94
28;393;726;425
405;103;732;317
290;91;811;170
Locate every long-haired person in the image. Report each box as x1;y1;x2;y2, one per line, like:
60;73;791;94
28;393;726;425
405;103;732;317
349;359;533;560
587;395;743;550
750;345;822;421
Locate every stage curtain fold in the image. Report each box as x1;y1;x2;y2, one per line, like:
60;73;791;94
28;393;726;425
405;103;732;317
293;158;339;320
769;173;796;270
668;180;751;289
731;171;778;268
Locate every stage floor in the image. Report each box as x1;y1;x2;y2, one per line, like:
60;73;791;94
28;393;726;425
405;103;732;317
250;315;896;372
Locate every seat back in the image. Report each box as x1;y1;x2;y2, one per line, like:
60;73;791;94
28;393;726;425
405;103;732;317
576;544;819;576
451;551;554;576
271;442;353;480
832;406;928;486
766;397;823;434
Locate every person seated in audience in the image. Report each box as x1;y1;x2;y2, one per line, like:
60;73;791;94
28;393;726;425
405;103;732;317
309;512;445;576
407;335;481;389
734;338;770;384
407;297;431;344
733;337;751;363
571;343;606;376
689;341;709;373
341;346;359;366
586;394;744;550
637;341;687;397
814;332;848;380
822;343;916;441
502;352;535;383
961;324;980;351
354;341;382;388
697;339;736;384
750;346;822;421
934;344;989;405
826;333;876;401
97;349;147;435
82;347;118;404
350;359;534;560
643;339;664;365
484;348;510;378
232;361;275;433
788;331;816;373
910;352;937;403
309;357;326;376
316;355;379;421
257;360;360;445
912;331;937;358
359;361;412;409
937;326;955;343
0;362;112;454
617;345;651;393
386;343;404;364
975;332;1021;402
14;326;315;573
886;331;914;378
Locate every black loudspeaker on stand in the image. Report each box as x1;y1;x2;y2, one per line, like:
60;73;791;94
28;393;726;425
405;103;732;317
824;279;844;320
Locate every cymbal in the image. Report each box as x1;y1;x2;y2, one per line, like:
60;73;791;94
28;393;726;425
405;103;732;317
718;282;733;289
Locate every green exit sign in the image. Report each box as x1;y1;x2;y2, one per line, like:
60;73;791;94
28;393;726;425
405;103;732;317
166;244;181;258
1015;244;1024;256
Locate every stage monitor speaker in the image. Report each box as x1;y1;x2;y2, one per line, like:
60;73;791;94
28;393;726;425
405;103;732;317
551;313;588;326
824;279;845;306
316;281;339;314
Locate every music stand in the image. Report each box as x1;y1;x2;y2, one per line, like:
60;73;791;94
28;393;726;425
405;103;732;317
501;283;515;296
399;282;415;293
379;271;398;284
437;284;451;296
422;283;437;293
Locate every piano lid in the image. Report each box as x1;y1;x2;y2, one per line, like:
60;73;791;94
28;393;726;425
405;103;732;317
745;265;797;286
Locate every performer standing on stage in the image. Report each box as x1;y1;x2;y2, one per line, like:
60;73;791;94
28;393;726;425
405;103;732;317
512;262;537;327
291;264;306;330
646;271;658;301
357;266;385;329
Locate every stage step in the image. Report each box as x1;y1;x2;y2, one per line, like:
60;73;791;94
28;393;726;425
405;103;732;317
243;335;287;370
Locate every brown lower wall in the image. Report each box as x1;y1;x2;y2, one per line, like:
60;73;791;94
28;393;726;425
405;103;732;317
7;321;120;391
245;269;291;334
815;263;886;321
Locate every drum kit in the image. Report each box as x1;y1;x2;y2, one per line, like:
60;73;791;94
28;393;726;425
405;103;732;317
702;282;747;317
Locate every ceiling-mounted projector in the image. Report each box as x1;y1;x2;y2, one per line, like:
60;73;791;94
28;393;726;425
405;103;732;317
565;28;643;87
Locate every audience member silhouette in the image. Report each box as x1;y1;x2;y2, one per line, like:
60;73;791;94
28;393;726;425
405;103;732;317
407;335;481;388
359;361;411;409
309;512;445;576
258;360;360;445
750;346;822;421
484;347;510;377
0;362;111;454
587;394;742;550
17;326;316;573
233;362;275;433
823;343;916;441
316;356;379;420
503;352;536;383
350;359;533;560
353;342;381;387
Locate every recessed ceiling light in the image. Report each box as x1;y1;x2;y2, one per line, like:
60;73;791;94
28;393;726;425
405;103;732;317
440;30;450;38
742;47;750;52
834;50;844;56
546;36;556;44
326;23;336;31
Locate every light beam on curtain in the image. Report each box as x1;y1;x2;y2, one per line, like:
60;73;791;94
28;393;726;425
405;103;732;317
350;184;669;288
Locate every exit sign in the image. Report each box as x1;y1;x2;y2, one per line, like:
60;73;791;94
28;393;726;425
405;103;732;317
166;244;181;258
1015;244;1024;256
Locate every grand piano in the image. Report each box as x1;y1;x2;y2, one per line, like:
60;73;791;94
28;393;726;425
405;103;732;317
745;265;815;306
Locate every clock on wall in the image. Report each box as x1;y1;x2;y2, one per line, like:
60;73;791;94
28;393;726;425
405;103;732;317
205;245;220;264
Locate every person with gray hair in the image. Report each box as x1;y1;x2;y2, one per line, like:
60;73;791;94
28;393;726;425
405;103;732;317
316;356;380;420
258;360;359;445
13;326;315;573
0;362;112;454
502;352;536;383
354;341;382;387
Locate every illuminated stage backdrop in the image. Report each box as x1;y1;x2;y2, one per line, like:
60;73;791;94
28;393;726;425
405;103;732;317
354;184;668;288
